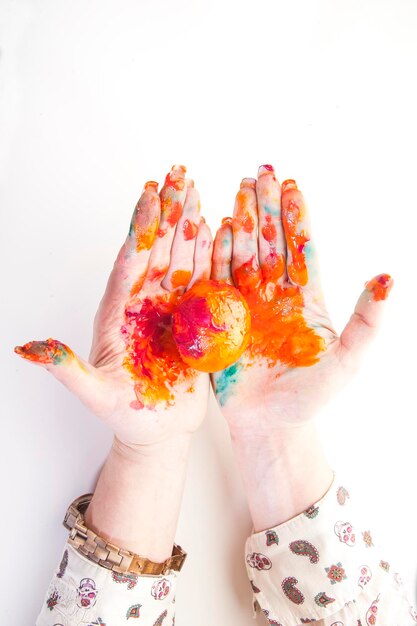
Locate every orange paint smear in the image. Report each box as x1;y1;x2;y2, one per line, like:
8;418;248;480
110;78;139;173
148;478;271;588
282;184;309;286
261;252;285;283
122;294;196;409
171;269;192;289
365;273;393;301
183;219;198;240
233;189;256;233
160;168;186;229
262;216;277;243
234;256;262;290
14;339;74;365
135;216;158;252
235;261;324;368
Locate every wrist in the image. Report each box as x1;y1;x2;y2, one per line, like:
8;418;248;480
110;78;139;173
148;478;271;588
112;432;193;467
230;421;334;531
84;433;193;562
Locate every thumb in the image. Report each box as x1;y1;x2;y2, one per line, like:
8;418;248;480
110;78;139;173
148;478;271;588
14;338;110;416
340;273;394;361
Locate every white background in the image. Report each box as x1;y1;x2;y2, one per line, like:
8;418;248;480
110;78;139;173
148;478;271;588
1;0;416;623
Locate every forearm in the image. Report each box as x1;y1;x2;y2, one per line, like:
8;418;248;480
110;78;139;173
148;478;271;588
84;433;192;562
230;421;334;531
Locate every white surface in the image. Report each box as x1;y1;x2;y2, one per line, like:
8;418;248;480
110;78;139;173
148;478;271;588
1;0;416;623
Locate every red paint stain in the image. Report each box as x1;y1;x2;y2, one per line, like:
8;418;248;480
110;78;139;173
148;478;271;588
365;273;393;301
183;219;198;240
147;266;168;283
121;295;196;409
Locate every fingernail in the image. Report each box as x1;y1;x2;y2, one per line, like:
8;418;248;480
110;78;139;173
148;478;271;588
365;273;393;301
258;164;275;176
281;179;298;191
221;217;233;226
240;177;256;189
200;216;206;224
144;181;159;190
185;178;195;188
171;164;187;174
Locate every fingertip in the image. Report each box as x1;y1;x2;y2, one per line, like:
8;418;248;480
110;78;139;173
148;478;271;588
281;179;298;192
365;273;394;301
144;180;159;191
258;164;276;177
240;177;256;189
13;339;73;364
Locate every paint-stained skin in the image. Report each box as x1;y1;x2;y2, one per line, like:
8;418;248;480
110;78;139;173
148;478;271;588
14;339;74;365
129;181;160;252
121;294;196;409
281;179;310;286
213;168;326;405
157;166;187;237
172;279;251;372
365;273;393;301
121;166;200;410
182;219;199;240
171;270;192;289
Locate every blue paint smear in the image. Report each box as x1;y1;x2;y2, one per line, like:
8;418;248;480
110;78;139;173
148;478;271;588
304;240;315;263
214;360;244;406
264;204;280;217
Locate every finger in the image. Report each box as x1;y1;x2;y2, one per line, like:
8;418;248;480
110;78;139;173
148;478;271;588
256;164;286;284
162;182;201;292
232;178;262;291
143;165;188;289
281;179;319;290
340;274;393;361
14;339;111;417
211;217;233;284
96;182;161;328
188;218;213;288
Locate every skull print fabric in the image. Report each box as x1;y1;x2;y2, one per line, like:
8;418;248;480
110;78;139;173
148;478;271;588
36;544;176;626
245;474;417;626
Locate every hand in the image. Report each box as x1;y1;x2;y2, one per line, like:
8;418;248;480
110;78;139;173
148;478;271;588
211;165;393;436
15;165;213;447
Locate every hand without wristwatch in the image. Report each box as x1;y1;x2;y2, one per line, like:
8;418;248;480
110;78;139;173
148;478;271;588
63;494;187;576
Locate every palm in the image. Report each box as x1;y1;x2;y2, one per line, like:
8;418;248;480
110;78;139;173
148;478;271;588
211;167;391;434
89;279;209;444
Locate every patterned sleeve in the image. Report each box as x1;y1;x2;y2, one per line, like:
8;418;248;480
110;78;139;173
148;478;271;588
245;473;417;626
36;542;176;626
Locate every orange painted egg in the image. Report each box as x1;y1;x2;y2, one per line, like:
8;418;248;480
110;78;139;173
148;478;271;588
172;279;251;372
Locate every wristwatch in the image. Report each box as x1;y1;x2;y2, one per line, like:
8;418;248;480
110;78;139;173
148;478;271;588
63;493;187;576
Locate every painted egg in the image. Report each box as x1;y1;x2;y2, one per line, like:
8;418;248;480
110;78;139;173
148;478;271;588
172;279;251;372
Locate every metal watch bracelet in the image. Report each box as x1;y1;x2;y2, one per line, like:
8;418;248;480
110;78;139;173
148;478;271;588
63;493;186;576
